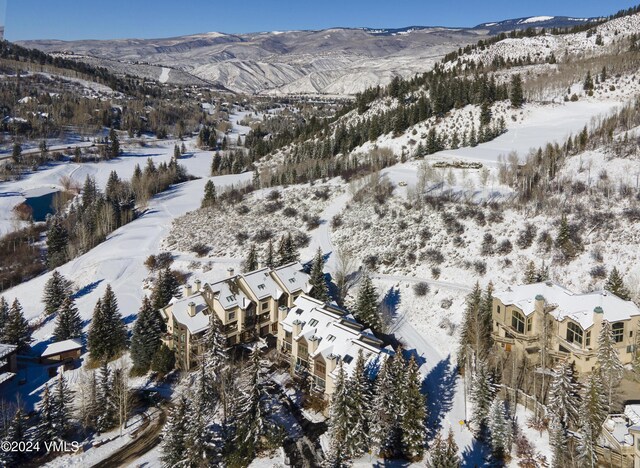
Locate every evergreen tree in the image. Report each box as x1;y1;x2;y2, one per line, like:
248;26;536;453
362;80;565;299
0;297;9;340
579;372;607;468
549;415;568;468
371;351;405;457
5;407;28;464
161;396;189;467
243;243;259;272
355;273;382;332
277;233;299;266
548;361;581;430
470;358;493;433
130;296;164;375
510;74;524;108
233;345;267;462
54;372;74;436
264;239;275;269
583;71;594;91
327;363;350;460
401;356;427;461
201;180;217;208
43;270;72;315
523;260;537;284
151;343;176;374
53;296;83;342
46;216;69;268
109;128;120;159
428;429;460;468
88;286;127;362
11;142;22;164
3;298;31;351
96;361;116;432
345;351;372;457
597;320;624;411
309;248;329;303
458;282;492;365
487;398;512;459
152;267;181;310
605;267;630;300
36;384;57;443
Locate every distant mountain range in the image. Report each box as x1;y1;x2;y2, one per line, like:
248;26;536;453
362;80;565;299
18;15;600;95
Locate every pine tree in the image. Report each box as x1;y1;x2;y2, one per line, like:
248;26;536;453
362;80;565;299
579;372;607;468
371;351;405;457
510;74;524;108
277;233;299;266
46;216;69;268
401;356;427;461
583;71;594;91
96;361;116;432
327;363;350;460
264;239;275;268
88;286;127;362
428;429;460;468
151;343;176;374
233;345;267;462
130;296;164;375
54;372;74;436
161;396;189;467
3;298;31;351
0;296;9;341
597;320;624;411
470;358;493;433
355;273;382;332
487;398;512;459
109;128;120;159
549;415;568;468
6;407;28;464
547;361;581;430
523;260;537;284
43;270;72;315
605;267;630;300
345;351;372;457
152;267;181;310
243;243;259;272
201;180;217;208
53;296;83;342
309;248;329;303
36;384;57;443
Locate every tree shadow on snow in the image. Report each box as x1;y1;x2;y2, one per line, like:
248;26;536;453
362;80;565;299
461;436;490;468
73;279;103;300
423;355;458;440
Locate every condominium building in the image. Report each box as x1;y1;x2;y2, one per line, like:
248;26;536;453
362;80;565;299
492;281;640;373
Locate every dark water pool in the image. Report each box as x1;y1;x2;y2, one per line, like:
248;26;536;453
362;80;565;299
24;191;61;222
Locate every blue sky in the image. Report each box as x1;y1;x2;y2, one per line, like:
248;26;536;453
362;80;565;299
4;0;638;41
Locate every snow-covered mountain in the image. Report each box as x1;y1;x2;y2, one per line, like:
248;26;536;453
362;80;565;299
18;16;597;95
474;15;600;33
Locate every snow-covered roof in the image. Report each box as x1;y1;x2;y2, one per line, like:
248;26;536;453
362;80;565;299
272;262;312;294
0;344;17;359
207;277;251;311
495;281;640;329
282;295;386;378
168;292;211;335
242;268;284;301
40;338;82;358
0;372;15;385
625;405;640;426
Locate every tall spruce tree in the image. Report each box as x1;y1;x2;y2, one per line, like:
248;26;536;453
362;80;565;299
578;372;607;468
161;396;189;467
428;429;460;468
401;356;427;461
327;363;350;461
3;299;31;351
36;384;57;443
96;361;116;432
152;267;181;310
264;239;275;268
355;273;382;332
43;270;72;315
130;296;164;375
46;216;69;268
53;296;83;342
470;358;493;433
487;398;513;460
345;351;372;457
88;286;127;362
597;320;624;411
547;361;581;430
605;267;630;300
309;248;329;303
54;372;74;436
201;180;217;208
277;233;299;266
371;351;405;457
510;74;524;108
0;297;9;340
243;243;259;272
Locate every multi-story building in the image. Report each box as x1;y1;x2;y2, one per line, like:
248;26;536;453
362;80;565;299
277;294;387;397
492;281;640;373
600;404;640;468
160;262;312;369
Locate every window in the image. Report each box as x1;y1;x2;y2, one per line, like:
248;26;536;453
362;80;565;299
261;301;269;311
327;334;336;342
586;331;591;347
496;306;501;314
257;284;266;290
315;361;326;375
511;310;526;334
226;295;236;302
285;331;292;342
566;322;583;345
314;376;326;390
526;317;532;332
299;344;308;357
343;355;353;364
612;322;624;343
229;311;236;321
289;278;296;284
627;345;636;354
309;319;319;327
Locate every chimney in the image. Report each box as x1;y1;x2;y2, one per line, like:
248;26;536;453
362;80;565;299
227;267;235;278
184;284;193;297
188;302;196;317
309;335;319;354
278;305;289;322
535;294;545;313
292;319;302;337
194;279;201;292
326;354;338;373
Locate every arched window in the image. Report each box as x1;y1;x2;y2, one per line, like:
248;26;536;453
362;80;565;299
511;310;526;334
612;322;624;343
566;322;583;345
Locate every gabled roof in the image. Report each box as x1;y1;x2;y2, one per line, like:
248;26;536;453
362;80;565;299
242;267;284;301
41;338;82;358
272;262;312;294
168;292;211;334
495;281;640;329
0;344;17;359
282;295;386;378
207;277;251;311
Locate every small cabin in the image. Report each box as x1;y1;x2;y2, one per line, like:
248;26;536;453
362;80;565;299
40;338;82;366
0;343;18;386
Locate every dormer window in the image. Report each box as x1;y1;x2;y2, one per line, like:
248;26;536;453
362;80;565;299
309;319;319;327
289;278;296;283
327;334;336;342
612;322;624;343
566;322;583;345
511;310;526;334
258;284;266;290
226;295;236;302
